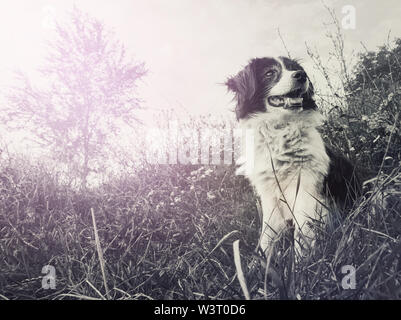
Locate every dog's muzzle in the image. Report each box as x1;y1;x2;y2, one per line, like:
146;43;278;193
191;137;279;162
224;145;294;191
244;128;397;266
268;96;303;109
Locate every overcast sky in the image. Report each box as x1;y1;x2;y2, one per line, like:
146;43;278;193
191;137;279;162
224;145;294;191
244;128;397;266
0;0;400;126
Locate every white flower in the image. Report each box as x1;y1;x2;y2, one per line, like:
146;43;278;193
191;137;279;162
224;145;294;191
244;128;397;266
207;191;216;200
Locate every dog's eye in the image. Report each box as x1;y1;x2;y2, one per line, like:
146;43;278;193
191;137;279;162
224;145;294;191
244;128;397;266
265;70;275;77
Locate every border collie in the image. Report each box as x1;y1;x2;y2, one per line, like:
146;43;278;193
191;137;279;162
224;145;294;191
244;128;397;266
226;56;360;254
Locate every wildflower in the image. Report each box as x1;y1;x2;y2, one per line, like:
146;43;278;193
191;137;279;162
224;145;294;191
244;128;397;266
207;191;216;200
156;202;165;210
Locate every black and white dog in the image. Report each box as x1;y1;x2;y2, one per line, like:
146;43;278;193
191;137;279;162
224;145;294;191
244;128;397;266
226;57;360;254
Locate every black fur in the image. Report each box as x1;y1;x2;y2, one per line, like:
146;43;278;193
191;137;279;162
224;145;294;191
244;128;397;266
324;146;362;209
226;58;278;120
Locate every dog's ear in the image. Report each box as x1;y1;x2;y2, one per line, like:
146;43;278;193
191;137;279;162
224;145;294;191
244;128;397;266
226;77;239;93
226;63;258;119
226;64;256;95
302;77;318;110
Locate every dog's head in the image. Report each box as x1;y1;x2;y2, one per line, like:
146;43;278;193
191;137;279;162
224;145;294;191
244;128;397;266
226;57;317;120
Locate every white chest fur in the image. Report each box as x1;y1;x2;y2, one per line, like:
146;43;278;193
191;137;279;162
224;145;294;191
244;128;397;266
237;110;331;252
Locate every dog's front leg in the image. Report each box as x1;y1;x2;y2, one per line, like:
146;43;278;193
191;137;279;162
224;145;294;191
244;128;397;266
258;194;288;255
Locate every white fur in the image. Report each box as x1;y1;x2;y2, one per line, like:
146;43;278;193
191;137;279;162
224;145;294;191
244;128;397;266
237;109;330;253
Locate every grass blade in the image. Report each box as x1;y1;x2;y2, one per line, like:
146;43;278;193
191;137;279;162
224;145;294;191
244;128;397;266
91;207;110;300
233;240;250;300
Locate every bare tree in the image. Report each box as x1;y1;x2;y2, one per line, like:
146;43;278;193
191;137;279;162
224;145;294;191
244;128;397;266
2;7;146;188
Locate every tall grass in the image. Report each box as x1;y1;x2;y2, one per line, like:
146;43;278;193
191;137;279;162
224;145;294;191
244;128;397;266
1;109;400;300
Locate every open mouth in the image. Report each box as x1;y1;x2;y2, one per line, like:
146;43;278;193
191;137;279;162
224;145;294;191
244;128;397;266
283;88;304;98
268;88;304;109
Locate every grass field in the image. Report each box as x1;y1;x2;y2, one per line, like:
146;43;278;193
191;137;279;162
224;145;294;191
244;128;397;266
1;28;401;300
0;141;400;299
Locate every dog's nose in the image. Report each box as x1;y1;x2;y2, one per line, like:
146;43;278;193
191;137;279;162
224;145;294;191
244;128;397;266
292;70;306;82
